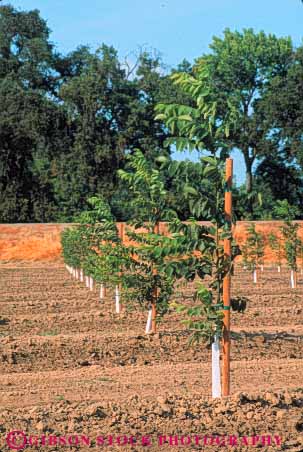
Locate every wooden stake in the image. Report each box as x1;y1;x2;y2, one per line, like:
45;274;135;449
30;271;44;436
151;301;157;333
116;223;124;313
152;222;160;334
222;158;233;397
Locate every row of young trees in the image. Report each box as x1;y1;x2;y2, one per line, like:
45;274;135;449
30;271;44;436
61;152;303;397
61;152;245;342
61;153;302;340
242;209;303;288
62;152;251;398
1;4;303;222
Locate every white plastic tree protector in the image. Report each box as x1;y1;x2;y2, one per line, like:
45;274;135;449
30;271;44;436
85;276;89;288
89;277;94;291
212;334;221;398
261;264;264;272
100;284;105;299
278;265;281;273
80;269;84;282
290;269;295;289
145;309;153;334
253;269;257;284
115;285;120;313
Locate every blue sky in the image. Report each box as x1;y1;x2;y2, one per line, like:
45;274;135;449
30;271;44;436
6;0;303;185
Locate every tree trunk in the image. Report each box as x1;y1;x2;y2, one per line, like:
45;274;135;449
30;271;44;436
246;169;253;193
243;149;254;194
243;150;255;215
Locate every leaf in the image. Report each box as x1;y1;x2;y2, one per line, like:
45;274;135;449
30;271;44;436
183;185;198;196
178;114;193;121
156;156;168;163
154;113;166;121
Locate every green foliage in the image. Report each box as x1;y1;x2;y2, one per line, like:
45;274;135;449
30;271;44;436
273;200;300;221
268;232;283;267
232;185;266;221
241;224;265;271
0;5;55;90
61;197;129;289
280;221;301;271
1;4;302;223
155;67;238;156
174;285;224;344
261;45;303;178
165;156;240;343
61;227;82;270
117;150;177;317
269;201;301;271
117;152;242;341
118;149;172;226
0;5;62;221
61;152;244;344
108;154;240;342
254;157;303;219
0;5;190;222
155;28;294;210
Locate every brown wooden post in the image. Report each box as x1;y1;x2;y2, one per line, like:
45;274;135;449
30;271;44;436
152;222;160;333
118;222;124;296
222;159;233;397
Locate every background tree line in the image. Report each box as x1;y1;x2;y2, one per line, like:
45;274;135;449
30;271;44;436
0;4;302;222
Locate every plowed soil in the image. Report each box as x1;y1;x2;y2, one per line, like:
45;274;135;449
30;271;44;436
0;264;302;451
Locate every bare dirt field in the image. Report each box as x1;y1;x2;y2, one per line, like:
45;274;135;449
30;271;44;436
0;264;302;451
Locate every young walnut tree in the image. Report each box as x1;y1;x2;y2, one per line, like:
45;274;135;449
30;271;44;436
117;150;177;333
274;200;302;288
268;232;283;273
241;224;265;283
